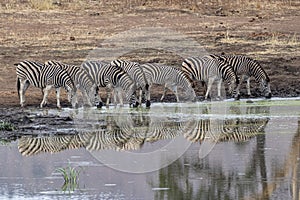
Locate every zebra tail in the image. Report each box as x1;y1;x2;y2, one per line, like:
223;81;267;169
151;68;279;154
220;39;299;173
17;77;20;100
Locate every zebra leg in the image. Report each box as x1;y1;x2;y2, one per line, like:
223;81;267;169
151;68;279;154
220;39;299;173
19;79;28;107
106;87;111;108
94;87;103;108
69;90;78;109
205;79;214;100
246;77;251;96
160;84;167;101
55;87;61;109
41;85;53;108
82;89;92;107
265;83;272;99
171;85;180;102
112;88;118;106
217;79;222;100
146;85;151;108
235;79;241;100
117;88;124;107
138;88;142;107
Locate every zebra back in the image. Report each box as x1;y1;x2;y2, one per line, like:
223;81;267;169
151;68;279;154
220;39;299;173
212;55;270;83
82;61;136;102
15;60;44;88
46;60;95;91
184;118;269;143
141;63;195;93
111;59;149;90
182;55;238;83
210;54;271;97
43;64;76;94
16;60;75;93
182;56;239;93
18;133;90;156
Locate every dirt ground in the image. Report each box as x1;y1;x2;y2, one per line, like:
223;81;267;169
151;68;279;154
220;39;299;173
0;1;299;135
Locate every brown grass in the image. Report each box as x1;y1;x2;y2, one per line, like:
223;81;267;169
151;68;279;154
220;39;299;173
1;0;299;15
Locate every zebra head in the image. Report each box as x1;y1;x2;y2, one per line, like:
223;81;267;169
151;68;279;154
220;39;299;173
127;84;138;107
217;59;240;99
63;78;78;108
259;78;272;99
182;75;196;101
87;83;98;105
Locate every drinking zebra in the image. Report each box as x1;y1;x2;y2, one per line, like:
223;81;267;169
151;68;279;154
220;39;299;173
111;59;150;107
184;117;269;143
210;54;271;99
181;55;239;100
15;60;77;108
45;60;96;107
81;60;137;108
141;63;196;103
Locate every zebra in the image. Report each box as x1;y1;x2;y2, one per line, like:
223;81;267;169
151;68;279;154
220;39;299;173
184;117;270;143
181;55;239;100
209;54;271;99
81;60;137;108
111;59;150;107
15;60;77;108
18;134;90;156
140;63;196;103
45;60;97;107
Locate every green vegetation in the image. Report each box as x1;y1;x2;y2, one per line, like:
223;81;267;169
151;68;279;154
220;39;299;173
56;163;81;192
0;121;15;131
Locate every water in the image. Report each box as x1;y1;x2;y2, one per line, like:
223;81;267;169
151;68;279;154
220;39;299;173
0;98;299;200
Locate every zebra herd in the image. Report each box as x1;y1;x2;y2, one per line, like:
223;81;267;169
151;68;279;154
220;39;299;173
15;54;271;109
18;111;270;156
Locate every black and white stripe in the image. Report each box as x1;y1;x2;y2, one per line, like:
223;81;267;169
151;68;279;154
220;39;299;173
181;55;239;100
210;54;271;98
81;60;137;108
45;60;96;106
111;59;150;107
184;117;269;143
141;63;196;103
15;60;76;108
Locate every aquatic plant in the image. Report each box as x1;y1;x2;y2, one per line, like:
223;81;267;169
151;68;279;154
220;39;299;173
56;163;81;192
0;121;15;131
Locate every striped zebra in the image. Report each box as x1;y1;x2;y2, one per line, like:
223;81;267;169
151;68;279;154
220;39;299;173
181;55;239;100
45;60;96;107
18;133;91;156
209;54;271;99
15;60;77;108
184;117;269;143
111;59;150;107
81;60;137;108
141;63;196;103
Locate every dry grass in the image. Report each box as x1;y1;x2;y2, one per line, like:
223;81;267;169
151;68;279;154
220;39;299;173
29;0;54;10
0;0;299;15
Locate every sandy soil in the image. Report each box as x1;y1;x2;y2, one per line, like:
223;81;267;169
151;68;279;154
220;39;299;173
0;1;299;135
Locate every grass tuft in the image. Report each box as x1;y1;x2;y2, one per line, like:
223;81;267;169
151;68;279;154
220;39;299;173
29;0;54;10
0;121;15;131
56;163;81;192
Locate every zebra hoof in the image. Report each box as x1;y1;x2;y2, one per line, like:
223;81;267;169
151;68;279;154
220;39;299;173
216;96;223;101
97;102;103;109
134;102;140;108
234;94;241;101
146;100;151;108
265;93;272;99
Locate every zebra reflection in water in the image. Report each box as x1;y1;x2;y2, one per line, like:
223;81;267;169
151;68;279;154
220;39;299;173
18;109;270;156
